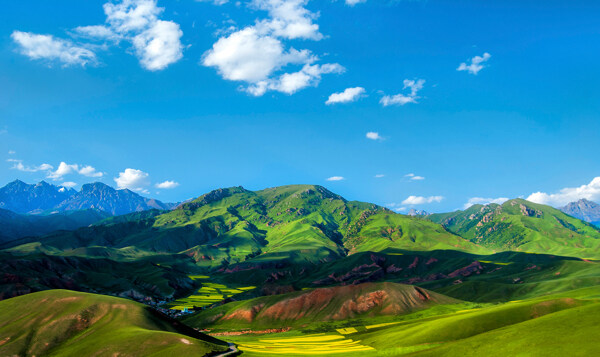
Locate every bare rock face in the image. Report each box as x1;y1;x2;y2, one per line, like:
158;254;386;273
560;199;600;226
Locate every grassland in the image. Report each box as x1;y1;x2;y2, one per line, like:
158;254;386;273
167;275;255;311
0;290;228;356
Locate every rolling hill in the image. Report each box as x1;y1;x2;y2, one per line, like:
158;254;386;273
0;289;228;356
428;198;600;259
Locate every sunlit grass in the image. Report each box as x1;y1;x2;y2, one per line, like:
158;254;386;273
237;334;374;355
168;276;255;311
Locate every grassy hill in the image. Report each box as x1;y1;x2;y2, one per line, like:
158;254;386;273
0;289;228;356
429;198;600;259
4;185;487;269
184;282;459;330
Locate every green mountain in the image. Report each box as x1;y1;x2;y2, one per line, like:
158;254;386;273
0;290;228;356
5;185;487;268
428;198;600;259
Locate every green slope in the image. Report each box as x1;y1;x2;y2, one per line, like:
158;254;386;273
0;289;228;356
429;198;600;259
5;185;486;269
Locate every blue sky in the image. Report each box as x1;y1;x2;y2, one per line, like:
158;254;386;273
1;0;600;212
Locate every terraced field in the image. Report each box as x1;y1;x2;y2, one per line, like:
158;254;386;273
168;276;255;311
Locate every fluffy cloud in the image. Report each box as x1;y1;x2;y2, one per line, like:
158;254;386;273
527;177;600;207
11;31;96;67
47;162;104;180
8;151;16;155
326;87;366;105
60;181;78;188
401;195;443;205
155;180;180;189
7;159;53;173
463;197;509;209
374;174;385;178
326;176;345;181
102;0;184;71
14;0;183;71
405;173;425;181
202;0;343;95
380;79;425;106
114;168;150;192
457;52;491;75
366;132;383;140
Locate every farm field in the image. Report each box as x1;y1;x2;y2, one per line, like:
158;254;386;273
235;333;375;355
218;286;600;356
167;275;255;311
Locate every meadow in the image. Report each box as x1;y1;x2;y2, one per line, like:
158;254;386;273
167;275;255;311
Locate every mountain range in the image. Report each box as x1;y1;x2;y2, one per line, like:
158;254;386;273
0;180;175;215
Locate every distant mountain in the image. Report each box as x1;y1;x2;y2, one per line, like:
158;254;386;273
0;208;110;244
560;199;600;227
0;180;175;216
408;208;429;217
428;198;600;258
0;180;75;214
55;182;175;215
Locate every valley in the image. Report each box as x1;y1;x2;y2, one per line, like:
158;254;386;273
1;183;600;355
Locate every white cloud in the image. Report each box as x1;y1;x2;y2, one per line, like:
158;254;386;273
326;176;345;181
401;195;443;205
8;150;16;155
78;165;104;178
326;87;366;105
457;52;491;75
16;0;184;71
527;177;600;207
374;174;385;178
380;79;425;106
463;197;509;209
114;168;150;192
8;159;53;173
366;132;383;141
405;173;425;181
202;0;342;95
155;180;180;189
60;181;78;188
345;0;366;6
103;0;184;71
47;162;103;180
11;31;96;67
